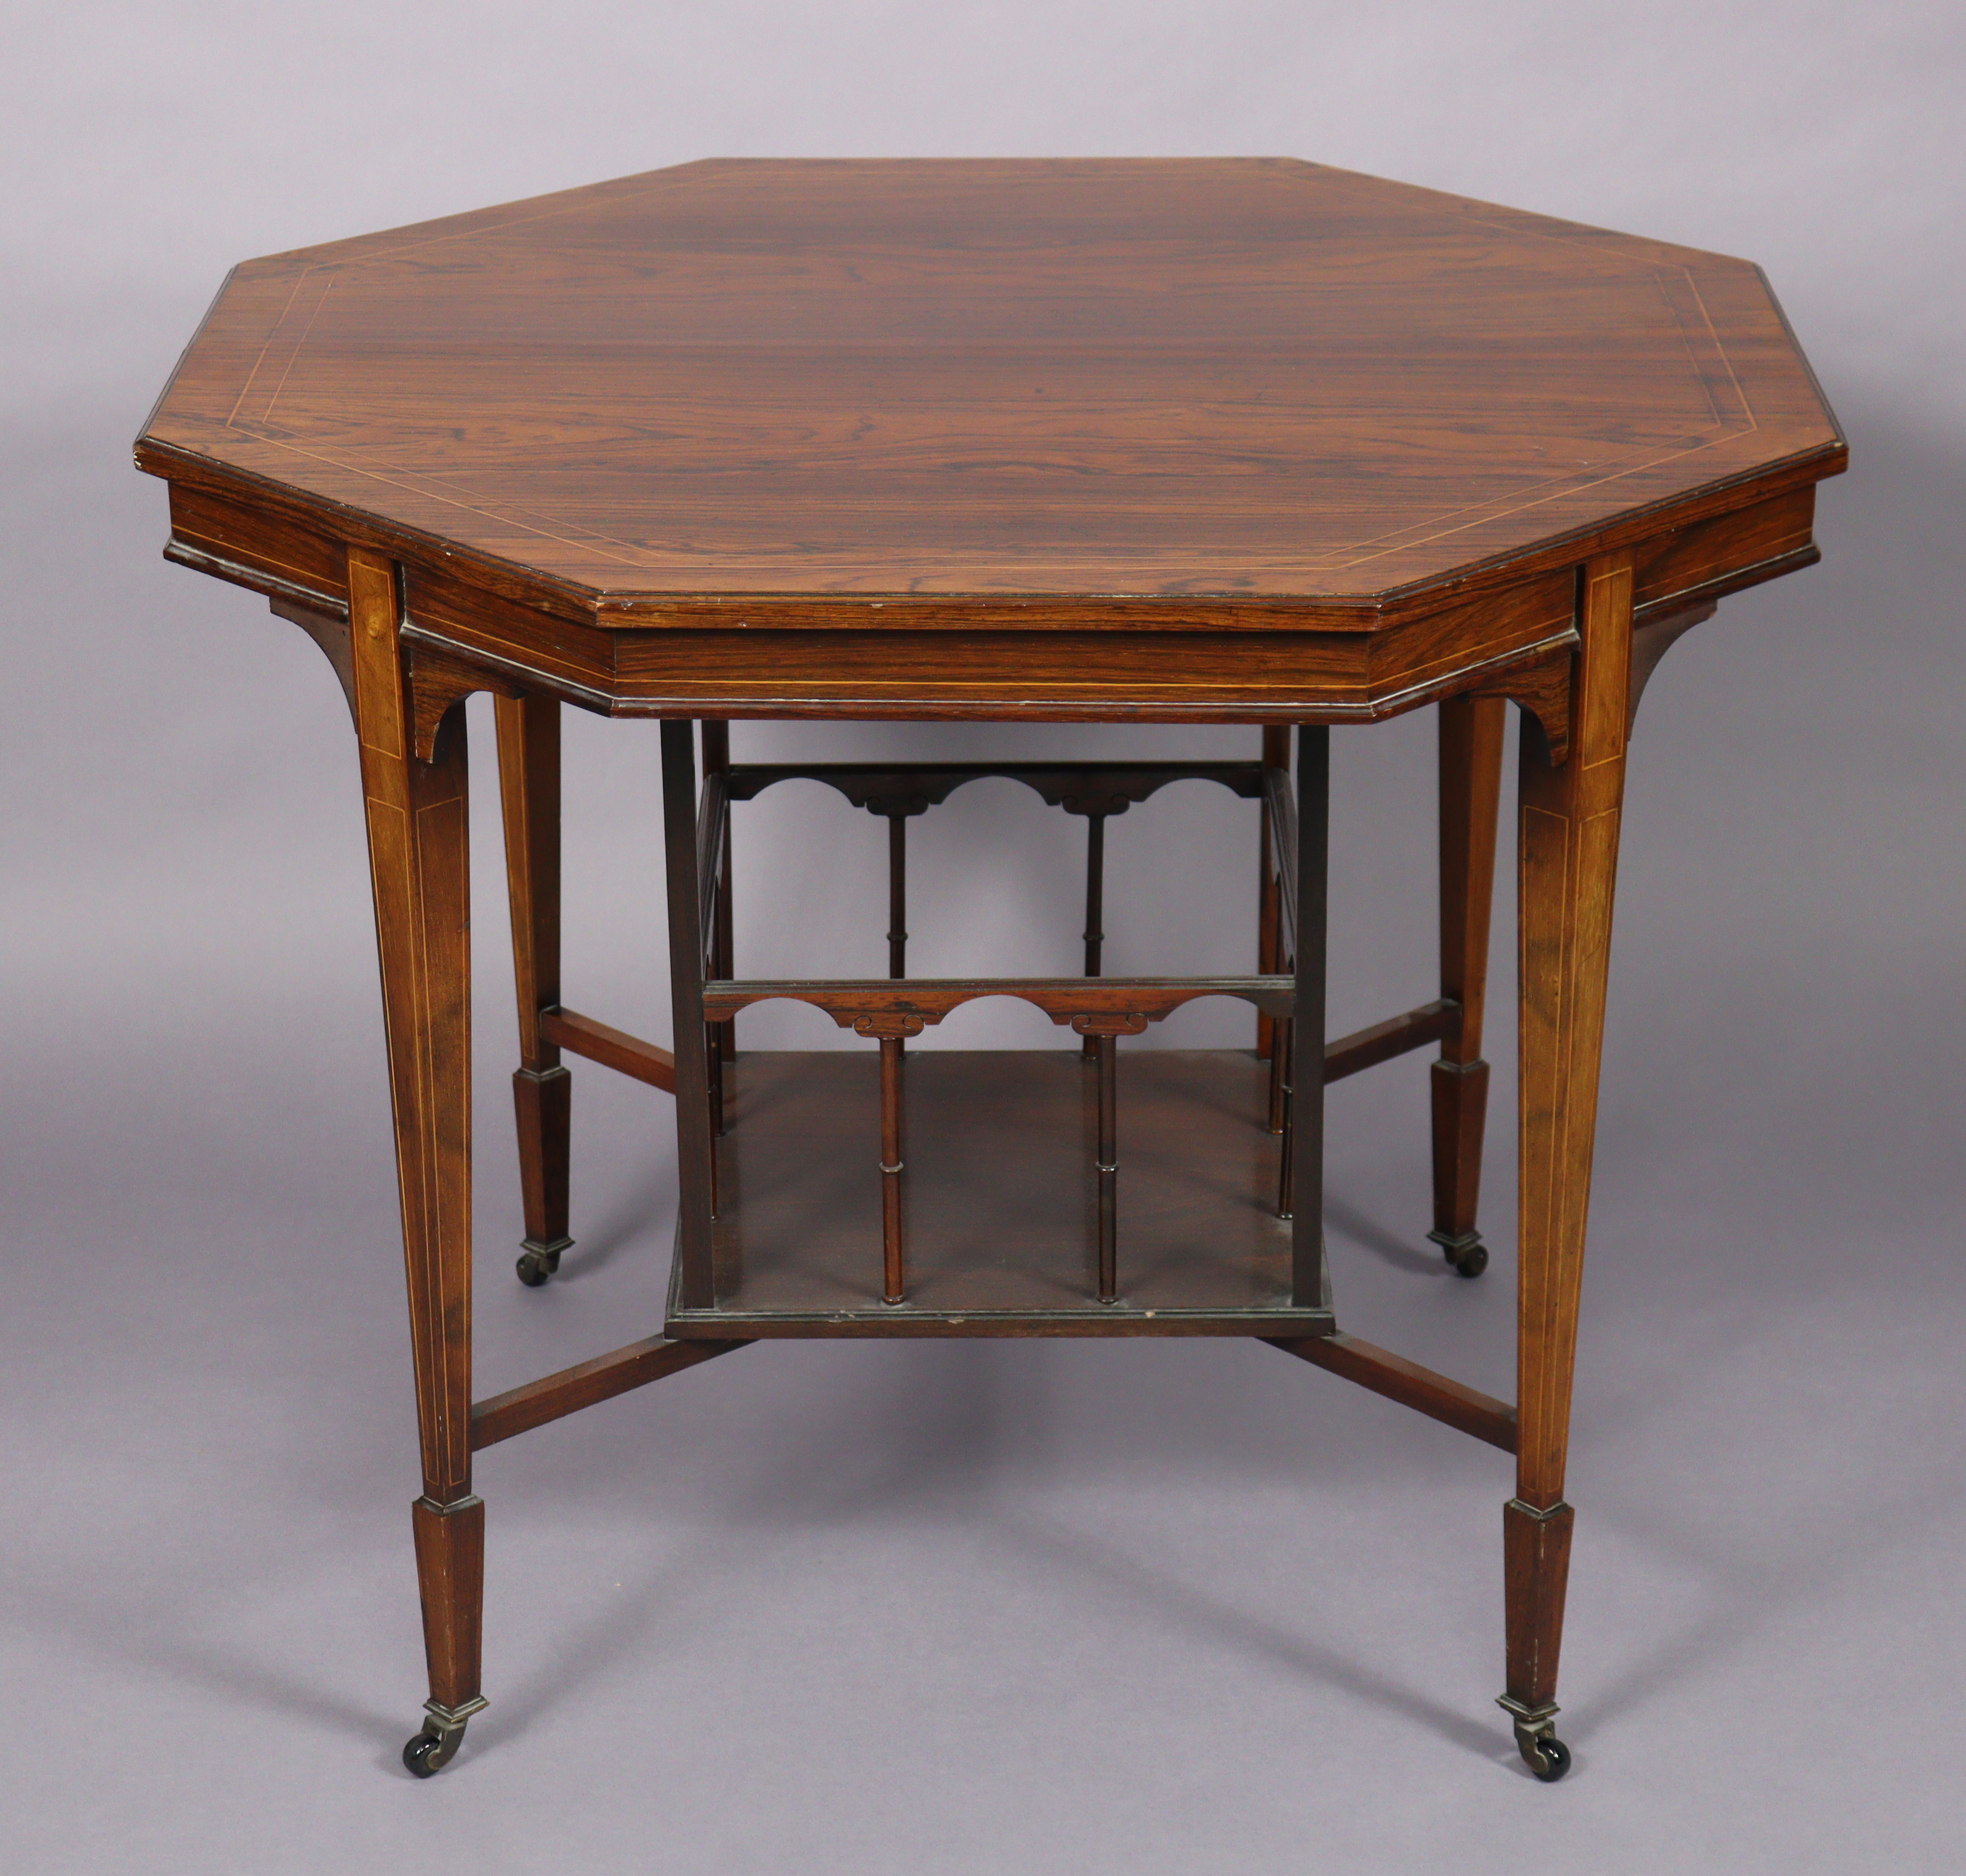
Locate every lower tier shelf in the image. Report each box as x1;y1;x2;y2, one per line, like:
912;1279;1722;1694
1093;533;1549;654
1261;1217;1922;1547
666;1047;1335;1338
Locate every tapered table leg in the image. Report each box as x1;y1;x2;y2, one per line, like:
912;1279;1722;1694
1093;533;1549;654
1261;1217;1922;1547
495;692;572;1287
347;548;486;1777
1502;553;1634;1782
1431;694;1505;1277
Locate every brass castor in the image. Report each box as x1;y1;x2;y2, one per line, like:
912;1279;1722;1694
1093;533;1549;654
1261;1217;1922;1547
515;1236;572;1287
402;1698;485;1777
401;1727;452;1777
1500;1698;1571;1783
1429;1228;1488;1278
1521;1733;1571;1782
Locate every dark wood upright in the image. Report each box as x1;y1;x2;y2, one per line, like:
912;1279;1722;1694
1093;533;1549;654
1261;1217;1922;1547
1291;727;1330;1308
136;158;1845;1781
660;722;717;1310
496;692;572;1286
1430;695;1505;1278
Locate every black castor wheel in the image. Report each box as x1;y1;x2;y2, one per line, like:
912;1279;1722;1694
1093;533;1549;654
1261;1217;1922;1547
1430;1229;1488;1278
402;1730;444;1778
397;1707;478;1778
515;1236;570;1287
1450;1240;1488;1279
1521;1734;1571;1782
403;1720;468;1777
403;1698;483;1777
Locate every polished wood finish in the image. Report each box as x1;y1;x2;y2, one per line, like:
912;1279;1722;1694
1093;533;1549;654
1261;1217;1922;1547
539;1006;678;1091
517;997;1472;1110
699;974;1294;1030
139;161;1840;626
1437;698;1503;1071
724;759;1265;815
1432;694;1506;1260
495;694;561;1066
410;1495;484;1713
1265;1332;1517;1452
1503;1498;1576;1713
1506;553;1635;1720
140;163;1839;730
668;1049;1330;1338
1629;485;1819;623
1429;1061;1490;1262
347;543;483;1721
1326;999;1457;1085
471;1335;746;1449
386;563;1585;724
1628;599;1718;727
137;159;1844;1773
495;691;571;1262
725;752;1271;1069
269;593;358;713
510;1066;571;1261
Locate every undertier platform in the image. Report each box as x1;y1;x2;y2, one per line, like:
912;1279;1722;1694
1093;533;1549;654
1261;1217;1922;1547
665;1047;1335;1337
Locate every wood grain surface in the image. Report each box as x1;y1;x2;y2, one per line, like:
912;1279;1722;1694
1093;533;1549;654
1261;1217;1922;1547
137;159;1844;638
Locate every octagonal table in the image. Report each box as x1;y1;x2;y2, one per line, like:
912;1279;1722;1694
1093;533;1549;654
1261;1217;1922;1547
134;159;1845;1780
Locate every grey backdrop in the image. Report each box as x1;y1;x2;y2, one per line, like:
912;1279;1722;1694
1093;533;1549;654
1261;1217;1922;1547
4;4;1962;1871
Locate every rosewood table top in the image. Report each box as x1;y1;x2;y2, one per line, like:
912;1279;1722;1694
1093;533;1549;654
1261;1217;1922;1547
137;158;1844;725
